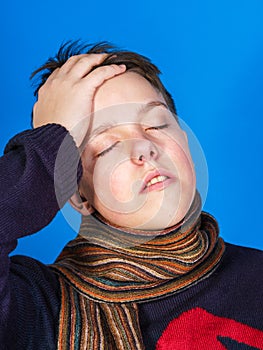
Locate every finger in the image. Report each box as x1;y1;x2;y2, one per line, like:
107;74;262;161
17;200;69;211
58;54;89;75
79;64;126;96
37;67;60;95
63;53;109;79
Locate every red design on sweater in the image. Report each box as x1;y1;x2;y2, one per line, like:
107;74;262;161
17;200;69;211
156;307;263;349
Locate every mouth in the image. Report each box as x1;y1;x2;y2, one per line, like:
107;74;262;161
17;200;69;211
140;169;176;193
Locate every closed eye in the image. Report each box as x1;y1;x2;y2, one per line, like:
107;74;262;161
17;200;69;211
97;141;120;157
145;124;169;131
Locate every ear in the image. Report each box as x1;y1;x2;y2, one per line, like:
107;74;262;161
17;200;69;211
69;192;94;216
182;130;188;142
182;130;191;149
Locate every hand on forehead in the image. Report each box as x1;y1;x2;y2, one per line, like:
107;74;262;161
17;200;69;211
33;53;126;147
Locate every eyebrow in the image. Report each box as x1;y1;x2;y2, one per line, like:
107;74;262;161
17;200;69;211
89;100;169;139
89;122;116;140
138;100;169;114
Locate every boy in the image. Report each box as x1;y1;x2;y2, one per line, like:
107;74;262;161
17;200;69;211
0;41;263;350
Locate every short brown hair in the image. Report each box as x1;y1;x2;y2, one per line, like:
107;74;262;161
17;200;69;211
31;41;177;116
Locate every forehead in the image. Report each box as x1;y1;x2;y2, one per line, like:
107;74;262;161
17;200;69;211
90;72;170;135
92;71;165;112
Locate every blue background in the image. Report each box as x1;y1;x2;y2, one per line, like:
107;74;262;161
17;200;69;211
1;0;263;263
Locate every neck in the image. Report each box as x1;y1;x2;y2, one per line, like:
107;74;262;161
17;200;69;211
52;192;225;303
51;192;225;350
79;192;202;248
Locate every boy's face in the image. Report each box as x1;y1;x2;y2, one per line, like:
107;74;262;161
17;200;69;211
79;72;196;230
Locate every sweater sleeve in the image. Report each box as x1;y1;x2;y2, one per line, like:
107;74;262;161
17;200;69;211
0;123;82;243
0;123;82;344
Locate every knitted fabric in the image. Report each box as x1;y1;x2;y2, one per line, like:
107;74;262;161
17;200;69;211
51;195;225;350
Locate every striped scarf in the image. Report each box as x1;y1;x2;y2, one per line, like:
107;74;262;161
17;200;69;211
51;194;225;349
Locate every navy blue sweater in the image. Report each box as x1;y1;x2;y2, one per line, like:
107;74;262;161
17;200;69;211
1;125;263;349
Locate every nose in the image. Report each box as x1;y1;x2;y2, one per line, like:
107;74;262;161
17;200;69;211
131;139;159;165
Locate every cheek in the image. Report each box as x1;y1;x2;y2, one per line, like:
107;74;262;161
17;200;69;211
166;138;194;172
110;163;134;202
92;157;142;209
164;140;196;194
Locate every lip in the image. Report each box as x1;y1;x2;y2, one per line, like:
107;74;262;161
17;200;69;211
139;169;176;194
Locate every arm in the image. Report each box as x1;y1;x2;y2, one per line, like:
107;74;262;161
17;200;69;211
0;54;126;345
0;123;80;347
0;124;80;243
1;54;126;244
